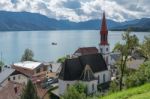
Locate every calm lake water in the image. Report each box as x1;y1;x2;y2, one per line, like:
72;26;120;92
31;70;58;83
0;30;149;64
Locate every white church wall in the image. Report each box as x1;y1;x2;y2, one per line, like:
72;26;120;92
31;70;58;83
99;45;110;54
94;70;111;84
99;45;111;70
82;80;97;95
58;79;77;95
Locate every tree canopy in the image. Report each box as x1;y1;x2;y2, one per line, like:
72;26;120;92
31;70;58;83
125;61;150;88
61;82;86;99
57;56;67;63
113;30;139;90
139;36;150;61
21;48;34;61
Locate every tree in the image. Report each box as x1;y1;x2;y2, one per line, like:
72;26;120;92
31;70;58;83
125;61;150;88
57;56;67;63
73;82;86;93
21;48;34;61
21;80;39;99
113;30;139;90
0;61;4;72
139;36;150;61
61;83;86;99
108;80;119;93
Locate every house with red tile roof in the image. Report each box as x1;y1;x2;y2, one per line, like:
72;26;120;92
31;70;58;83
0;81;50;99
73;47;98;56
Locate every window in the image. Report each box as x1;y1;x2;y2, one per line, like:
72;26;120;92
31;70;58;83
105;34;108;41
101;35;103;41
18;75;21;79
13;76;15;80
106;48;108;51
8;77;10;81
67;84;70;88
103;35;106;41
100;48;103;53
36;68;41;73
43;66;47;71
92;84;94;91
103;74;106;83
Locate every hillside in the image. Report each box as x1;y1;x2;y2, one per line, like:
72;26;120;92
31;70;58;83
101;83;150;99
0;11;120;31
0;11;150;31
110;18;150;31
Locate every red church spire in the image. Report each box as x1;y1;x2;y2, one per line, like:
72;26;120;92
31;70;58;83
100;12;108;45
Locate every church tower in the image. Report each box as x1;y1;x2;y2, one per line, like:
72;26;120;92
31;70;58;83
99;12;110;69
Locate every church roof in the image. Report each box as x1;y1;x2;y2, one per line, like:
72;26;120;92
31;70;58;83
100;12;108;33
74;47;98;55
59;53;107;81
100;12;109;45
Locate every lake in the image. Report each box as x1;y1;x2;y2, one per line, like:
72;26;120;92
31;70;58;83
0;30;149;64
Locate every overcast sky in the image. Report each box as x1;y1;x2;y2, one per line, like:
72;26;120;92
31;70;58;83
0;0;149;22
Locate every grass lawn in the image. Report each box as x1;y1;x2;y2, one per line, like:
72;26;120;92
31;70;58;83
101;83;150;99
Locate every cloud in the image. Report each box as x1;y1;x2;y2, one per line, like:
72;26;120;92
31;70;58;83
0;0;149;22
62;0;81;9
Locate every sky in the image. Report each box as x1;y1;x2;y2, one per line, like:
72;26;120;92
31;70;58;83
0;0;149;22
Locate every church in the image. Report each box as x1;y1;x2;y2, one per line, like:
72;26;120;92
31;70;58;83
57;12;111;96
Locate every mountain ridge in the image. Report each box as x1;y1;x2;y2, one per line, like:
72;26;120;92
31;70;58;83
0;11;150;31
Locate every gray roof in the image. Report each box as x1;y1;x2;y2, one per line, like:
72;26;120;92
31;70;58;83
0;68;15;84
59;53;107;81
110;53;120;61
127;59;145;70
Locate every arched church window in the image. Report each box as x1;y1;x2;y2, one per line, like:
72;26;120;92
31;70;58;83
92;84;94;91
106;48;108;51
101;35;103;41
103;74;106;83
67;84;70;89
105;34;108;41
100;48;103;53
103;35;106;41
98;75;100;84
106;56;108;65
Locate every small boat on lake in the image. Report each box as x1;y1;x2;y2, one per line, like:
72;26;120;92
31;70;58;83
51;42;57;45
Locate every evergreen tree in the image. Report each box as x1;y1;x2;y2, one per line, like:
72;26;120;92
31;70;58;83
21;80;39;99
21;48;34;61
